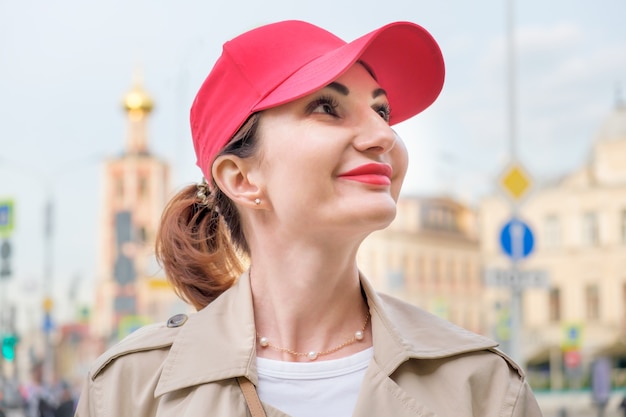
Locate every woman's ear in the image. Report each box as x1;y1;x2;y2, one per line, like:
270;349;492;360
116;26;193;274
211;155;262;207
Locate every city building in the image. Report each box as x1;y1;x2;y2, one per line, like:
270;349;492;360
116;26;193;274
480;99;626;390
91;73;187;343
358;196;485;335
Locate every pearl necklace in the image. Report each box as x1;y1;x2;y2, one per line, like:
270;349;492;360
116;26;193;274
257;311;371;361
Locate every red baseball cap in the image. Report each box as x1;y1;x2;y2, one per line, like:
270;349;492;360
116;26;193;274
191;20;445;179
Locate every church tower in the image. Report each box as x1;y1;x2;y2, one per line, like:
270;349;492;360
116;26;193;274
590;92;626;184
92;72;182;342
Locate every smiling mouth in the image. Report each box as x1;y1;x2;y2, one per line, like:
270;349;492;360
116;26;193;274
338;163;392;186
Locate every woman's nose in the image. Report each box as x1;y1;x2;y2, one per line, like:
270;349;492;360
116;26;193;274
353;112;397;154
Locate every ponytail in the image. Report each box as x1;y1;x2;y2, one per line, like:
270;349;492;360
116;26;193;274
156;113;260;310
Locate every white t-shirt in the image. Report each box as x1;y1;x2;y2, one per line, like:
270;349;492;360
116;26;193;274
256;347;373;417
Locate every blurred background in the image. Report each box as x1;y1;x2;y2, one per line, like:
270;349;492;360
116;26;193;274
0;0;625;416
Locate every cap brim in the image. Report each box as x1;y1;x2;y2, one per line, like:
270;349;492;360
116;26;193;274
254;21;445;125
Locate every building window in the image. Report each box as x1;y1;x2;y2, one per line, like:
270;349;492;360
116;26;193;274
582;212;599;246
549;288;561;322
116;178;124;199
448;260;457;290
421;204;459;232
441;208;456;231
469;261;479;290
621;210;626;244
544;214;561;249
585;284;600;320
138;226;148;243
461;260;474;290
622;282;626;322
458;260;467;290
418;256;426;287
432;257;441;287
405;255;417;291
623;282;626;322
138;176;148;200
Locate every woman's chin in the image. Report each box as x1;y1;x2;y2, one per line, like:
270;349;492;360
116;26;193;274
349;199;398;231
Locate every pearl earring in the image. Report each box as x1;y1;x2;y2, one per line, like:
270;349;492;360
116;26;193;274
254;198;261;205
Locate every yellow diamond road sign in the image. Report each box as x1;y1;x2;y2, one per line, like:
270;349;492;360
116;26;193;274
500;163;532;201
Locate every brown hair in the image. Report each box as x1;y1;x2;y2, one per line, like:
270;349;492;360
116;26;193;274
155;114;261;310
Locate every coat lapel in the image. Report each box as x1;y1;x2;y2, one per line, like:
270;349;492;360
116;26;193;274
155;271;258;397
359;274;498;367
353;359;439;417
356;274;499;417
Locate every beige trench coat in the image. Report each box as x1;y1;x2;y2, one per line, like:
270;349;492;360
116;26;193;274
76;272;543;417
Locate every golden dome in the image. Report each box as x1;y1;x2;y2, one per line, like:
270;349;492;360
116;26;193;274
123;84;154;114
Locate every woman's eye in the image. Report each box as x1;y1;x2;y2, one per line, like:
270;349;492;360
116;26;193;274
316;103;335;114
376;104;391;122
307;96;339;116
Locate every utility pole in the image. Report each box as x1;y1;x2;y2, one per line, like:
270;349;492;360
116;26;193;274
506;0;521;366
484;0;548;367
498;0;548;366
43;195;55;384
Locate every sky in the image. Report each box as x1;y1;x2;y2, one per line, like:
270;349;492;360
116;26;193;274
0;0;625;332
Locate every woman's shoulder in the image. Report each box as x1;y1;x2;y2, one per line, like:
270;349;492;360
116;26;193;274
88;313;190;381
76;314;192;416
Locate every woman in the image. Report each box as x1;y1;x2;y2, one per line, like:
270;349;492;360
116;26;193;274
76;20;543;417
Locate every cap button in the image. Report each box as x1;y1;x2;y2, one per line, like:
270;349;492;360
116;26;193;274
166;313;188;328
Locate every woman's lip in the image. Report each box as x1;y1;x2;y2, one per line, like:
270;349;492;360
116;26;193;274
338;163;393;185
339;175;391;185
339;163;392;178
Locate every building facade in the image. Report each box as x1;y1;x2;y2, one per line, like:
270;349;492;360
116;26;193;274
480;101;626;390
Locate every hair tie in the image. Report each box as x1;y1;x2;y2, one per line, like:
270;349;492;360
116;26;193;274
196;177;211;206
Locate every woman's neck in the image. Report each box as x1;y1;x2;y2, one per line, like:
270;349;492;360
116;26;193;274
248;243;372;361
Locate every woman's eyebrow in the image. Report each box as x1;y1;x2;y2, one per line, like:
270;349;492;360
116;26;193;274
326;82;350;96
324;83;388;100
372;88;387;99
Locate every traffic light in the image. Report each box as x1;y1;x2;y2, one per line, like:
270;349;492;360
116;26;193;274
1;333;18;362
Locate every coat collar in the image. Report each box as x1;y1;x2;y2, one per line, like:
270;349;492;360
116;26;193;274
154;270;497;397
359;276;498;376
154;270;258;397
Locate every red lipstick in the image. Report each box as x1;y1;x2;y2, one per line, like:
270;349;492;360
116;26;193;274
338;163;392;185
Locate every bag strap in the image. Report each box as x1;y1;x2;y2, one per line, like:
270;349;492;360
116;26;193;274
237;376;267;417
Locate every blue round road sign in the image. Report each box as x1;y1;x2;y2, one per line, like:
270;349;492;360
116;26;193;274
500;218;534;260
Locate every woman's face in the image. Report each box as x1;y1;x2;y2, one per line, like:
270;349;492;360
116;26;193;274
251;63;409;238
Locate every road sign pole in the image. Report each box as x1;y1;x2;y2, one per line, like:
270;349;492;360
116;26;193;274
509;204;522;365
495;215;537;365
511;215;526;365
506;0;522;367
509;263;522;365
